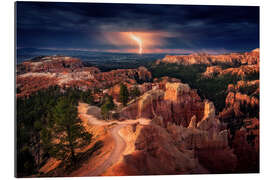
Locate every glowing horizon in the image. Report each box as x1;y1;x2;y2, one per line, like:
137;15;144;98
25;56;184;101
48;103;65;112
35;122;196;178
103;31;175;54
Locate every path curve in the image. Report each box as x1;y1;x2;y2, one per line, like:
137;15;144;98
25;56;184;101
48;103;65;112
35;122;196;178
79;103;150;176
84;124;126;176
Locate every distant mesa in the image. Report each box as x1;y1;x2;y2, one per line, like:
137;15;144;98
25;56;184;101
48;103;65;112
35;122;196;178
157;49;259;66
251;48;259;53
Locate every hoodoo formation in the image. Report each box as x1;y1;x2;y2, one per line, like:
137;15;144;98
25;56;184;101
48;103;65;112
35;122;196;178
16;48;259;177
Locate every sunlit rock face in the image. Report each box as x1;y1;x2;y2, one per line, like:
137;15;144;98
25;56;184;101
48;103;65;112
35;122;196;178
164;100;237;174
219;79;259;121
115;87;236;175
217;77;259;173
120;82;204;127
164;82;190;102
158;49;259;66
159;49;259;79
106;123;201;175
16;56;152;97
16;56;84;75
202;66;223;78
202;65;260;78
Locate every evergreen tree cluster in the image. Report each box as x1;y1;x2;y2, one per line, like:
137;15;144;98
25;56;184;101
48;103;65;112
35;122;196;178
119;83;129;107
16;86;94;177
119;83;141;107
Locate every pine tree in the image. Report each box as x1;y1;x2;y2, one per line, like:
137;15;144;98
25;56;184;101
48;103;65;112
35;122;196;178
51;97;92;164
119;83;129;106
101;94;115;120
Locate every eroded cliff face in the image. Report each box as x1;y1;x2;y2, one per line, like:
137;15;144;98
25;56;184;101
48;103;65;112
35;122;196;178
108;124;200;175
231;126;259;173
105;95;236;175
202;64;259;78
198;51;259;171
217;79;259;172
120;81;205;127
17;56;84;75
16;56;152;98
219;80;259;121
157;49;259;66
104;122;209;176
157;49;259;79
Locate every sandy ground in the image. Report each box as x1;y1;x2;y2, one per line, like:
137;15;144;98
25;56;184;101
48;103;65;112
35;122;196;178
74;103;151;176
82;124;126;176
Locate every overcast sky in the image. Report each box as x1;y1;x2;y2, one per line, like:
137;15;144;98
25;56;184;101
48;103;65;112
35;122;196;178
16;2;259;54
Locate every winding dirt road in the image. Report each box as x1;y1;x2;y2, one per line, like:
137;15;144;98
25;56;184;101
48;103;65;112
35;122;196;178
84;124;126;176
79;103;150;176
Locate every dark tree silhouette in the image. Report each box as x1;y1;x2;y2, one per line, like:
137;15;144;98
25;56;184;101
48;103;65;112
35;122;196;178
51;97;92;164
119;83;129;106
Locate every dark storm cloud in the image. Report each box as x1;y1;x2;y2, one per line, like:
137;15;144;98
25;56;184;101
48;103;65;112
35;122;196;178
16;2;259;52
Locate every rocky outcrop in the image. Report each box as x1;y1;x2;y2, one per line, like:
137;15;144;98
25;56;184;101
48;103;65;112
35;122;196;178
16;56;152;97
133;125;197;174
108;82;153;102
202;64;259;78
219;80;259;121
16;73;60;97
108;98;236;175
107;124;202;175
158;49;259;66
167;101;228;149
153;76;182;91
166;101;237;173
202;66;222;78
231;128;259;172
120;82;204;127
136;66;152;82
17;56;84;75
220;92;259;120
164;82;190;102
159;49;259;79
218;78;259;173
157;53;211;65
227;80;259;93
188;115;197;128
220;65;259;77
107;87;238;175
197;101;220;132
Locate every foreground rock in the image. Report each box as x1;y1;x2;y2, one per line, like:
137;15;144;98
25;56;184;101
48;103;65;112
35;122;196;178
105;93;236;175
104;123;206;175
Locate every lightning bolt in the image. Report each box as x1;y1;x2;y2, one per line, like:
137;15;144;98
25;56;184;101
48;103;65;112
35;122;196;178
130;33;143;54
